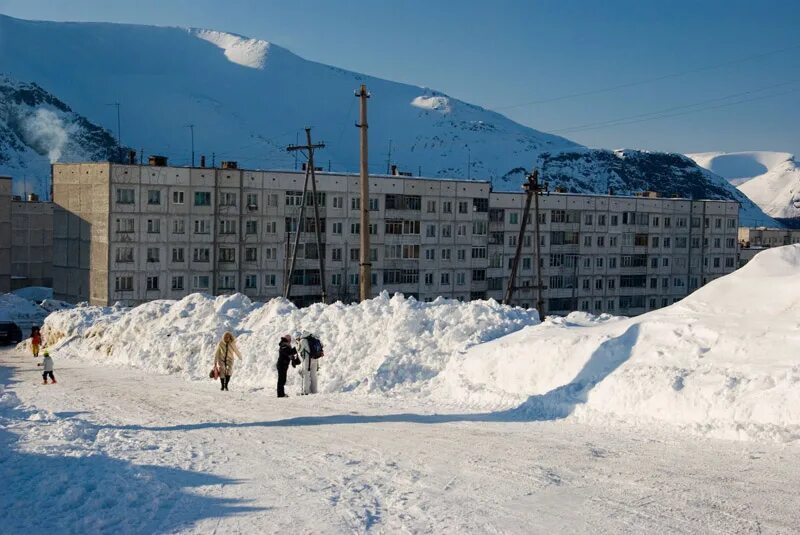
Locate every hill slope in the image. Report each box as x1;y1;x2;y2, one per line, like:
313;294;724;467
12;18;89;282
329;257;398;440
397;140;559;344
0;14;775;225
688;151;800;220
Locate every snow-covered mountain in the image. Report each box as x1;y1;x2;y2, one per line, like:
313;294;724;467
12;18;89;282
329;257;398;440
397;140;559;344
688;151;800;220
0;75;120;196
0;14;775;225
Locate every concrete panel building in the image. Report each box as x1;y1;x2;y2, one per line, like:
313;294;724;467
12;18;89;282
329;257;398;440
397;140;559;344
52;161;739;316
0;176;11;293
10;196;53;290
737;227;800;268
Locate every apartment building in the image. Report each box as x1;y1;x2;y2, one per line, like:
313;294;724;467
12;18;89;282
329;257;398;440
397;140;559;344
737;226;800;268
52;161;739;316
10;196;53;290
0;176;11;293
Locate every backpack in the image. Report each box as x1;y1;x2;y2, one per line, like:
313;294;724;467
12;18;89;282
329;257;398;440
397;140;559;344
306;335;324;359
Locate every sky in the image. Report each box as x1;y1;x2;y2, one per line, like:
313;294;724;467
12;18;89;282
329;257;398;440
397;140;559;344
1;0;797;156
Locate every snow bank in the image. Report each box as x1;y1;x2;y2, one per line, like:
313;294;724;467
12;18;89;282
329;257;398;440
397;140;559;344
43;293;538;395
11;286;53;302
0;293;48;332
440;245;800;442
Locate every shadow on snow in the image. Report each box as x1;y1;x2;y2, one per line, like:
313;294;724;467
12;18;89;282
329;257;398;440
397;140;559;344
0;365;264;535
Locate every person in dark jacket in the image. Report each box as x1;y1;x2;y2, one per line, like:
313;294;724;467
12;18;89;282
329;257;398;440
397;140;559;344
277;334;298;398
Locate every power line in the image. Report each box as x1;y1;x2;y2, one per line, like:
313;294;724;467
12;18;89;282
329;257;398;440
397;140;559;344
493;42;800;111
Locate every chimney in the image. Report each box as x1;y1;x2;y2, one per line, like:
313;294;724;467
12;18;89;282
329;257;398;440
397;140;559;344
27;193;39;202
148;155;168;166
200;155;206;168
391;164;398;176
127;150;137;165
221;161;238;170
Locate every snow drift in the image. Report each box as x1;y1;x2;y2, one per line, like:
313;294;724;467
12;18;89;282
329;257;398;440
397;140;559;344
440;245;800;442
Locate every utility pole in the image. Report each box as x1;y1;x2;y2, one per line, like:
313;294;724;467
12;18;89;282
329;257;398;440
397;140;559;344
355;84;371;301
186;124;195;167
386;139;392;174
467;146;471;180
504;168;546;319
106;102;121;162
212;152;216;168
286;128;327;303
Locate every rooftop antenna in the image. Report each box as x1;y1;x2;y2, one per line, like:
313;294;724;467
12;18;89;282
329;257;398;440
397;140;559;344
185;124;195;167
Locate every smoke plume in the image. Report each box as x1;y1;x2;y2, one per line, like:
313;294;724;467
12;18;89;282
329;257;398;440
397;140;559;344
20;108;70;163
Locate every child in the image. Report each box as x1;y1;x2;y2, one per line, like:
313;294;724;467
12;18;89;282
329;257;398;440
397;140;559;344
37;349;57;385
31;327;42;358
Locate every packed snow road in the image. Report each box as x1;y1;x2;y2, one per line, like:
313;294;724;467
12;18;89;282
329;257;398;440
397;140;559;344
1;348;798;534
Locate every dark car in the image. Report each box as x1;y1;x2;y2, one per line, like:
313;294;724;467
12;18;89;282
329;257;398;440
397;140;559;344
0;321;23;345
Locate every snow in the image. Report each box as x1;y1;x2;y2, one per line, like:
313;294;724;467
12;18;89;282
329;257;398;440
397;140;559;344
688;151;800;219
411;95;452;114
190;29;270;69
11;286;53;302
0;293;48;332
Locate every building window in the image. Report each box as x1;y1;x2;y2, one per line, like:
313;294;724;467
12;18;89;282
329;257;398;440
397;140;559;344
287;191;304;206
193;275;210;289
147;219;161;234
193;248;210;262
471;247;487;259
173;219;185;235
115;247;134;263
194;219;210;234
172;191;185;204
426;224;437;238
509;212;519;225
220;219;236;235
725;257;735;268
194;191;211;206
457;249;466;261
172;248;185;262
146;276;159;291
585;214;593;225
441;273;450;285
331;248;342;262
441;248;451;260
350;248;360;262
441;225;452;238
245;247;258;262
245;220;258;235
246;193;258;210
402;244;420;259
147;190;161;205
115;276;133;292
332;196;343;209
115;218;135;233
424;273;434;285
332;222;342;235
473;198;489;212
265;274;276;287
116;188;135;204
456;272;466;285
442;201;452;213
146;248;160;263
264;247;277;260
472;269;486;282
245;274;258;289
427;200;436;213
171;276;184;291
219;192;237;206
219;248;236;263
458;201;468;214
425;248;436;261
472;221;487;235
218;275;236;290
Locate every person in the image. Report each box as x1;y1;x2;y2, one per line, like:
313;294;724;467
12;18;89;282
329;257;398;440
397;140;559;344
31;327;42;358
296;331;321;395
276;334;298;398
214;331;241;391
37;349;56;384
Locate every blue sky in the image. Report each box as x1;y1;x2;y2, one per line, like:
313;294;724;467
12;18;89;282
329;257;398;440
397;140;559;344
1;0;798;156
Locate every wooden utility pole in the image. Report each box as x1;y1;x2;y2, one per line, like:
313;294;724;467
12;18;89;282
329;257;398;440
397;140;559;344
356;84;371;301
286;128;327;303
504;168;546;318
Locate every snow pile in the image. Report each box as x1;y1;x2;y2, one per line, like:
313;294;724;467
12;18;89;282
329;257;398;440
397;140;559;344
0;293;48;331
43;293;538;395
411;95;452;114
11;286;53;302
439;245;800;441
191;28;270;69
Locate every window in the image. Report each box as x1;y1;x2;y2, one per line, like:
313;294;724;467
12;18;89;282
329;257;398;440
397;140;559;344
172;191;185;204
441;248;451;261
598;214;606;226
385;194;421;210
609;236;618;247
246;193;258;210
147;190;161;205
473;198;489;212
458;249;466;261
607;278;616;289
651;257;659;269
426;224;437;238
194;191;211;206
219;219;237;235
245;274;257;289
332;222;342;235
458;201;468;214
427;200;436;213
116;218;134;233
663;237;671;248
115;247;133;263
471;247;487;259
403;244;420;259
245;220;258;235
350;248;360;262
287;191;304;206
456;272;466;286
652;236;660;248
171;276;184;291
472;269;486;282
331;248;342;262
147;219;161;234
610;215;618;226
219;192;237;206
116;188;135;204
472;221;487;235
218;275;236;290
584;235;592;247
265;274;276;287
193;275;210;290
713;238;721;249
609;257;617;269
551;210;565;223
245;247;258;262
441;225;452;238
596;257;604;268
264;247;277;260
585;214;593;225
115;276;133;292
425;249;435;261
725;257;735;268
634;234;648;246
595;279;603;290
441;273;450;285
425;273;434;285
726;237;735;248
651;216;659;227
456;224;467;237
442;201;452;213
676;237;687;249
173;219;185;235
193;248;210;262
403;220;421;234
331;273;342;286
146;276;159;291
171;248;184;263
194;219;210;235
582;279;590;290
713;257;721;268
597;236;605;247
509;212;519;225
715;218;722;228
727;218;736;228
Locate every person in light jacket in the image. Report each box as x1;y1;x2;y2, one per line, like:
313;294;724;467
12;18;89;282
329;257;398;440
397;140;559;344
296;331;319;395
214;331;242;391
37;349;56;384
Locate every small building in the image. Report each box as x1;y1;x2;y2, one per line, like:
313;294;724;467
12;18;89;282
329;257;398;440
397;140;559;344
737;227;800;268
11;195;54;289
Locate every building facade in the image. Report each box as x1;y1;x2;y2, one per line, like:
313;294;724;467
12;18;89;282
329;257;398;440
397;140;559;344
737;227;800;268
0;176;11;293
10;196;53;290
52;161;740;315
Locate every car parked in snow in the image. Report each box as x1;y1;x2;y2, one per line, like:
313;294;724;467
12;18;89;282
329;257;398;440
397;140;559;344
0;321;23;345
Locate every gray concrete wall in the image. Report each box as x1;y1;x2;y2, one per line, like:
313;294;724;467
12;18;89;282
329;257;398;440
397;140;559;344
10;200;53;289
0;177;10;293
52;163;110;304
